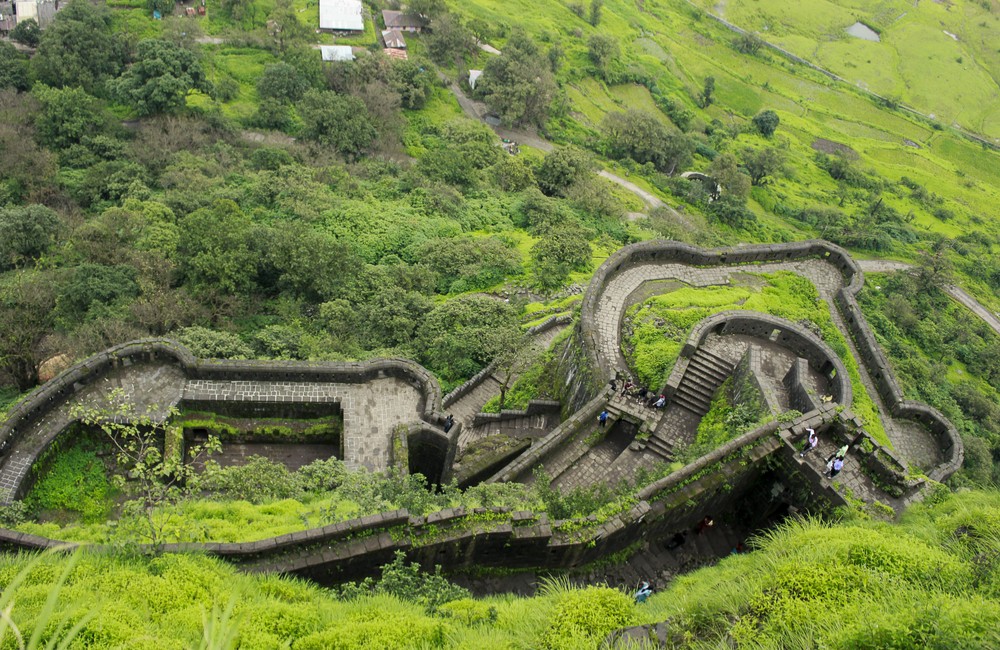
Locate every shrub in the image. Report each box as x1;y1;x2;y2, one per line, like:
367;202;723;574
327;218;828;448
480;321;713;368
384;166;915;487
541;585;635;649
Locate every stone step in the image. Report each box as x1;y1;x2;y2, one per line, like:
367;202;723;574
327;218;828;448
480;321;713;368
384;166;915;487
674;385;713;411
645;435;674;461
686;357;731;380
675;375;720;401
692;348;735;373
671;392;708;416
682;363;730;387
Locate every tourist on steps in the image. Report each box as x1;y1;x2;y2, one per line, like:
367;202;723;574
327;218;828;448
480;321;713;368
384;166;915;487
825;456;845;479
800;428;818;457
634;581;653;604
598;410;609;428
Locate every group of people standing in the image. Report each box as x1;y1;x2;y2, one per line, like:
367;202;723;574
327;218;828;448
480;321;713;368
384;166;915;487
610;377;666;410
799;427;850;478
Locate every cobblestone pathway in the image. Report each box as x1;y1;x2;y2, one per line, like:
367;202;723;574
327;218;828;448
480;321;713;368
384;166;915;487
0;363;186;502
590;259;941;473
0;368;426;501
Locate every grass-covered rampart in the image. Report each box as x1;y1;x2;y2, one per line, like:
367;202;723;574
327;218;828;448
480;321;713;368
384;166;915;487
0;489;997;648
622;271;888;444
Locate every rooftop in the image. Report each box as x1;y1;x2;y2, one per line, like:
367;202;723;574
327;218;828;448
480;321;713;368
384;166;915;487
319;0;364;31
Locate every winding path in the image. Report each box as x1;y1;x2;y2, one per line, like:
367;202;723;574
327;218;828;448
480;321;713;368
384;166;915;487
857;260;1000;338
591;257;942;470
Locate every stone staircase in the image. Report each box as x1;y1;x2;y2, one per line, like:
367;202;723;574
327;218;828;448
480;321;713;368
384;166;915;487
450;521;750;600
671;348;734;416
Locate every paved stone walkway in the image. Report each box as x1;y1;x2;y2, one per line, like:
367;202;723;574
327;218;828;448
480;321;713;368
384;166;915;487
0;367;427;501
185;377;423;472
591;259;940;472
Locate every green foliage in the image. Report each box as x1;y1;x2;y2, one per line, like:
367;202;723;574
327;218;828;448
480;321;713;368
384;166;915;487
601;110;694;175
0;205;62;269
684;377;766;462
32;85;112;151
859;270;1000;483
10;18;40;48
752;109;780;137
25;434;116;523
536;146;595;197
112;39;210;115
256;62;308;104
31;0;126;94
173;326;253;359
298;89;376;160
418;294;519;385
339;551;470;614
479;30;557;126
530;227;592;291
54;263;140;326
587;33;619;78
541;583;635;649
0;42;30;92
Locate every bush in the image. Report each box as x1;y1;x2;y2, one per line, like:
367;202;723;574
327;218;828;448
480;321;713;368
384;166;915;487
541;585;635;649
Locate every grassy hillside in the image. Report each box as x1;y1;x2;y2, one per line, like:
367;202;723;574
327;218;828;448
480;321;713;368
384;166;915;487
0;489;997;648
687;0;1000;140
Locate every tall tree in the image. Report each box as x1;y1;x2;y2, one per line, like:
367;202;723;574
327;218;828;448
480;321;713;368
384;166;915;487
741;146;784;186
752;109;780;137
31;0;126;94
298;89;376;160
112;39;211;115
700;76;715;108
536;146;596;196
588;34;619;79
479;31;557;127
0;271;56;391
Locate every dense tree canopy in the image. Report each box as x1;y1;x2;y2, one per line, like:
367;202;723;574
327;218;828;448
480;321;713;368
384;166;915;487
478;31;557;127
31;0;126;94
112;39;211;115
299;89;376;159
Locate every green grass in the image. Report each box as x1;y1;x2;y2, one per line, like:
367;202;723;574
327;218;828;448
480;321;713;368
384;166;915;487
689;0;1000;140
623;272;889;445
1;489;999;647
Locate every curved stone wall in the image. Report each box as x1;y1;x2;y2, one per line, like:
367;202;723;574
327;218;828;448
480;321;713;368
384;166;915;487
0;339;447;501
663;310;852;407
576;239;961;482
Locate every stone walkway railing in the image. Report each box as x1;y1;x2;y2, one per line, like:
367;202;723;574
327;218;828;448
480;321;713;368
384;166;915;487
577;240;961;483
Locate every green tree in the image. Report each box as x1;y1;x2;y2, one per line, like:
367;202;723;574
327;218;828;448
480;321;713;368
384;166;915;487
708;194;757;230
426;13;476;64
32;85;112;151
0;205;62;269
10;18;40;47
530;227;591;290
266;0;311;53
708;152;751;201
741;146;784;186
112;39;210;115
752;109;780;137
408;0;445;18
173;326;253;359
298;89;376;160
0;42;30;92
31;0;126;94
70;390;221;548
54;263;140;326
700;76;715;108
257;62;309;103
0;271;56;391
587;34;619;78
589;0;603;26
418;294;519;383
479;31;557;126
177;200;257;295
536;146;595;196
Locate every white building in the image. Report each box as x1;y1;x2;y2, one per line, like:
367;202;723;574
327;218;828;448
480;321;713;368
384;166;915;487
319;0;363;32
320;45;356;62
